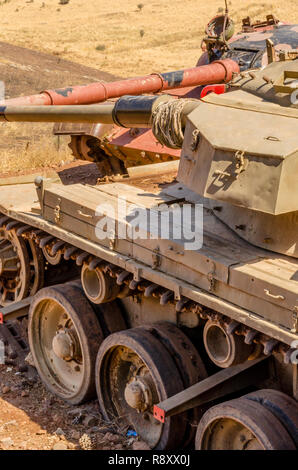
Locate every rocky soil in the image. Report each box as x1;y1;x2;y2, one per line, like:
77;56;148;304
0;362;149;451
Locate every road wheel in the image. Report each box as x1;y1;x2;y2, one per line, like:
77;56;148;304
195;397;296;450
96;327;190;449
141;322;207;446
28;281;104;404
243;389;298;448
0;228;30;306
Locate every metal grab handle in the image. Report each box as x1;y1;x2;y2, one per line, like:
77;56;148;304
264;289;285;301
77;210;93;219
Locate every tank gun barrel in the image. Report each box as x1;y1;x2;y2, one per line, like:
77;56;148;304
0;103;116;124
1;59;239;107
0;95;200;149
0;95;187;125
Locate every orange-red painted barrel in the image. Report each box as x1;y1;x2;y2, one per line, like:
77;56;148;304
3;59;239;106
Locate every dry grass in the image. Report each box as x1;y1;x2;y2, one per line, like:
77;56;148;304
0;0;297;77
0;0;297;174
0;122;71;174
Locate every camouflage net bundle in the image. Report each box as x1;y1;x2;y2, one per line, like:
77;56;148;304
152;98;189;149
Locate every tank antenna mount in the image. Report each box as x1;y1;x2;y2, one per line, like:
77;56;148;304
223;0;230;50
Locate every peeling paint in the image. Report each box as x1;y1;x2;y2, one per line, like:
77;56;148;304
54;87;74;97
161;70;185;88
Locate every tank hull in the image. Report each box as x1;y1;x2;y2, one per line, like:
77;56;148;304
0;176;296;449
0;180;296;347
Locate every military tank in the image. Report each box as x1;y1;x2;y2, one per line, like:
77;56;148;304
0;54;298;450
3;11;298;178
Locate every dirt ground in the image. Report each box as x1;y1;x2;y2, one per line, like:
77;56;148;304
0;40;119;174
0;361;150;450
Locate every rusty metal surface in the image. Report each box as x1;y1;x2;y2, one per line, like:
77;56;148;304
0;298;31;323
226;24;298;70
2;60;239;107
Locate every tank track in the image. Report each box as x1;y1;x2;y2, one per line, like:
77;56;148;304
0;214;294;365
0;318;38;382
68;135;126;176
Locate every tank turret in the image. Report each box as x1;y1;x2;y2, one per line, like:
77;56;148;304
178;57;298;258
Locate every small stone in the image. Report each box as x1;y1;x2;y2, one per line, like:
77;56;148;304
89;426;101;434
2;386;10;394
114;443;124;450
67;442;76;450
72;416;83;425
44;396;55;406
4;420;17;427
36;430;47;435
0;437;14;448
21;390;29;397
83;415;98;427
52;414;63;425
70;430;80;440
52;442;68;450
54;428;65;436
132;440;151;450
104;432;121;443
67;407;82;415
25;352;35;367
67;408;85;418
